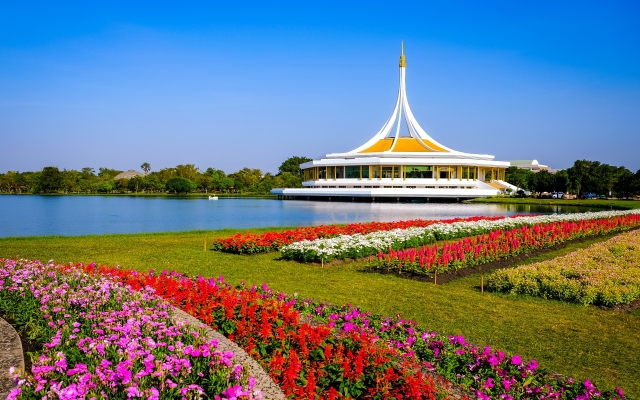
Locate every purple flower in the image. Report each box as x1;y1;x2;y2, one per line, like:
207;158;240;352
511;354;522;365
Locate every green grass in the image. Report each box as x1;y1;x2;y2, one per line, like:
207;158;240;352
470;196;640;210
1;230;639;397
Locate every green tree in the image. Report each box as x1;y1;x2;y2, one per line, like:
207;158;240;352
94;180;115;193
143;174;164;192
229;168;263;190
141;162;151;175
156;168;176;183
528;170;554;194
632;170;640;197
175;164;199;181
278;156;312;178
274;171;303;188
128;176;144;193
165;177;197;194
551;170;570;192
504;167;532;190
60;169;80;193
613;167;634;199
37;167;63;193
98;168;122;180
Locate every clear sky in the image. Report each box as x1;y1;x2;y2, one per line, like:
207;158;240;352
1;1;639;174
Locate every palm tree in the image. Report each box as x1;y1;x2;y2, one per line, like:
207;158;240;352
141;162;151;175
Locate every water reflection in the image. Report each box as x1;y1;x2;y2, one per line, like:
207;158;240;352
0;195;602;237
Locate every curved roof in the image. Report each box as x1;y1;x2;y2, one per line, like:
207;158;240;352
323;44;496;162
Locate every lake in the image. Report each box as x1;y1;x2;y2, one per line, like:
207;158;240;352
0;195;602;237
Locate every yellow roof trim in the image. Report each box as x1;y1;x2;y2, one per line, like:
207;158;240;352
358;138;448;153
359;138;394;153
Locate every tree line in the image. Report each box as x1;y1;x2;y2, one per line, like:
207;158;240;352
504;160;640;198
0;156;312;195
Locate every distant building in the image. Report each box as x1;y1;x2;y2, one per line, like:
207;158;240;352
114;170;144;180
506;160;557;174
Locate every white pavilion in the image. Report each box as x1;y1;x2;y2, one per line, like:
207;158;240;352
272;44;510;201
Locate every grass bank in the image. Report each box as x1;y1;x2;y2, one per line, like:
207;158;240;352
470;196;640;210
1;230;639;397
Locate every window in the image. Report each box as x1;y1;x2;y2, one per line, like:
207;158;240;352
345;166;360;179
318;167;327;180
382;167;393;178
373;166;381;179
361;166;370;179
405;166;433;179
336;167;345;179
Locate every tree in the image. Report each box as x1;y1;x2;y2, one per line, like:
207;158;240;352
157;168;176;183
613;167;634;199
175;164;199;181
37;167;63;193
504;167;532;190
229;168;263;190
165;177;197;194
94;180;115;193
141;162;151;175
128;176;144;193
551;170;570;192
143;174;164;192
278;156;312;178
632;169;640;197
98;168;122;180
528;170;554;194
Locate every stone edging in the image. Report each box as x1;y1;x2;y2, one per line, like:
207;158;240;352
0;316;24;400
171;308;286;400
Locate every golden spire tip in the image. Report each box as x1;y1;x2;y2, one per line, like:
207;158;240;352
399;41;406;68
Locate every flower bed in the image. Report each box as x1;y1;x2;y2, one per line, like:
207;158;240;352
282;210;640;263
371;213;640;277
76;263;441;399
486;229;640;306
212;216;512;254
0;259;259;400
79;262;624;399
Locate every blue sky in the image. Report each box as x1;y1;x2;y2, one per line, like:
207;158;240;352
1;1;639;174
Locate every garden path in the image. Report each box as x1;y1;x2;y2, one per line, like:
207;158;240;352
0;316;23;399
172;307;286;400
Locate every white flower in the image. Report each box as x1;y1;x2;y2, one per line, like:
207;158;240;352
281;210;640;261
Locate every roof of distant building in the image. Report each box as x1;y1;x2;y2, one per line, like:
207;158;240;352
114;170;144;180
507;160;539;166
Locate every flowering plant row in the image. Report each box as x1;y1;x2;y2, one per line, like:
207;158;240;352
81;262;624;399
212;216;512;254
79;263;442;399
281;210;640;263
0;259;260;400
372;213;640;277
486;229;640;306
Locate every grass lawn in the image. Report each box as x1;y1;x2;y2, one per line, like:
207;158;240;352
1;229;639;397
470;196;640;211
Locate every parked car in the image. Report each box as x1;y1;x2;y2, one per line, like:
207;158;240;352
551;192;565;199
581;192;597;199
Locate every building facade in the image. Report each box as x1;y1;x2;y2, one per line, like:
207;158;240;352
272;44;510;200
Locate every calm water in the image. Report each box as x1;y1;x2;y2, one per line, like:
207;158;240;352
0;195;602;238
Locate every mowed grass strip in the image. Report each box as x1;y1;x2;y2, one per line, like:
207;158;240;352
469;197;640;211
1;229;639;397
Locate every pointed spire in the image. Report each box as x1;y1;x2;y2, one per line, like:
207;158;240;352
399;41;406;68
